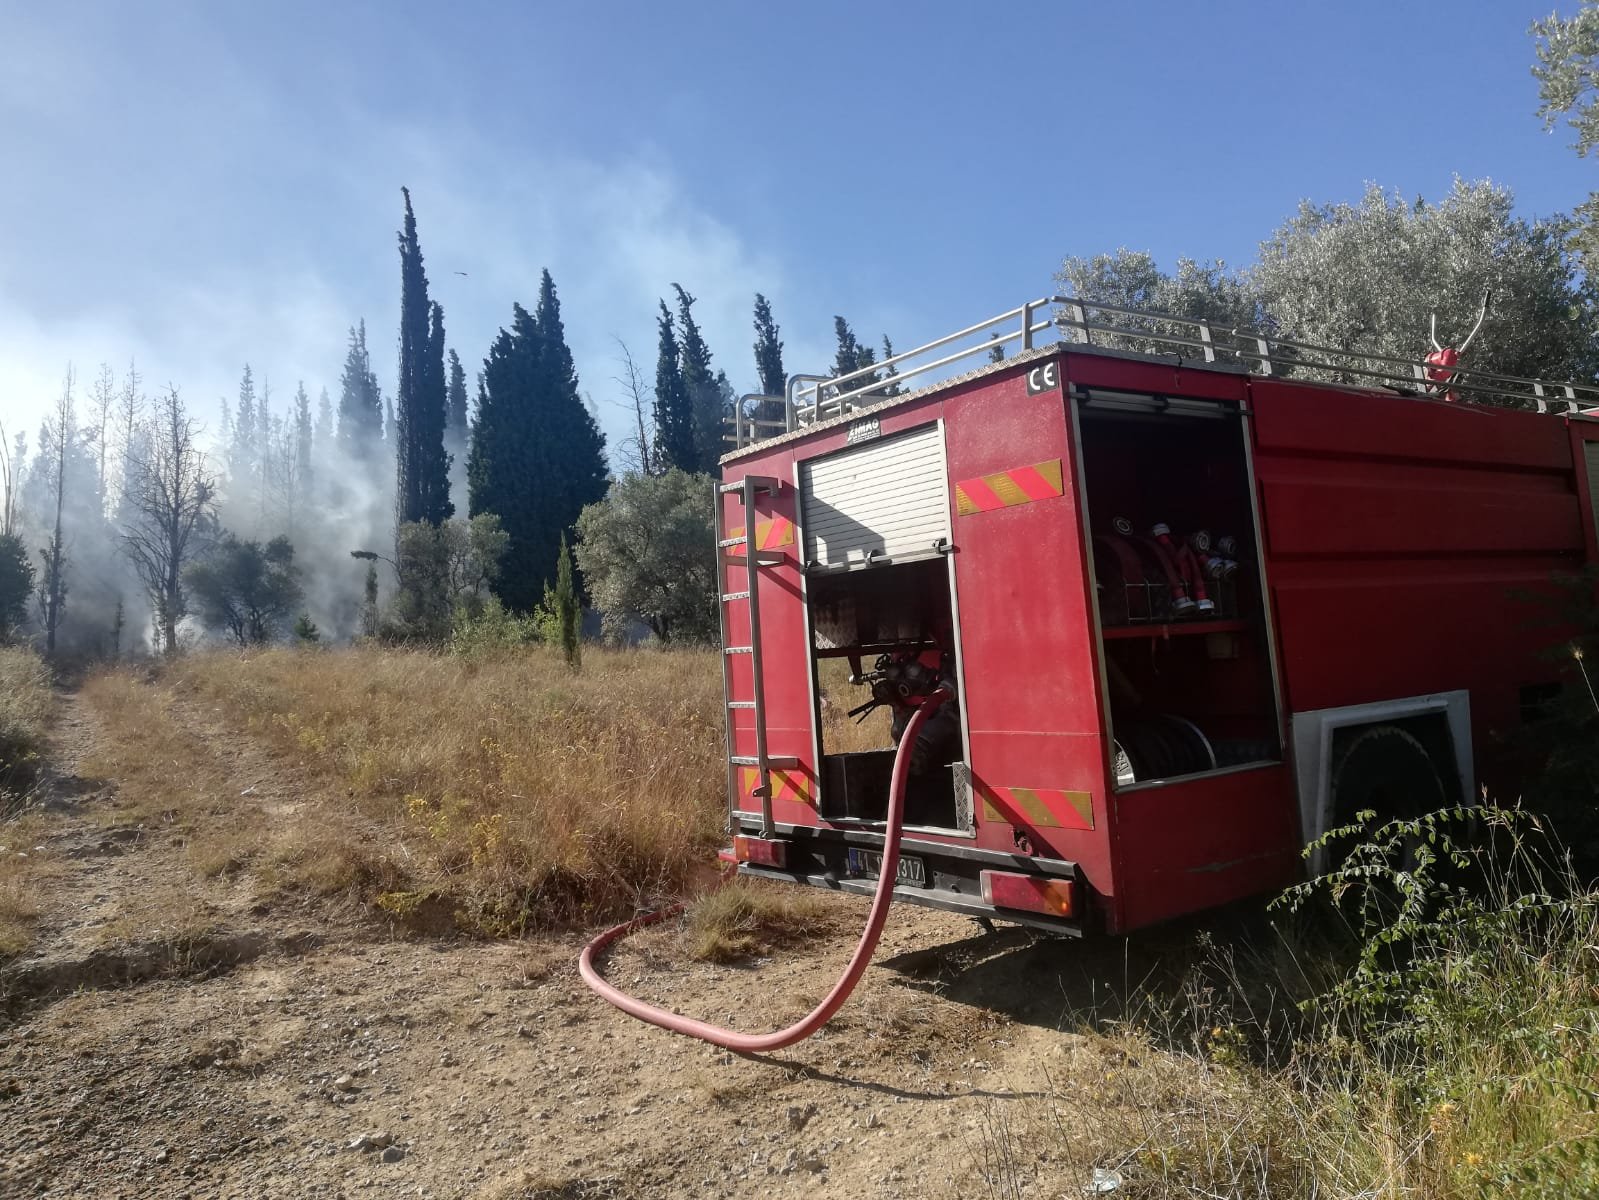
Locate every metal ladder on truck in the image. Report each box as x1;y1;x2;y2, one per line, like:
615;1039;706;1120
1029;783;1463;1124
716;476;797;839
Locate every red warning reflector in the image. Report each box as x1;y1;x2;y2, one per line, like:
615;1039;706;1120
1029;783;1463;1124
732;835;787;869
717;848;738;866
979;870;1075;919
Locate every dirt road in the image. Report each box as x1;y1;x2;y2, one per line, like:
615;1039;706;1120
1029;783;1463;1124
0;694;1197;1200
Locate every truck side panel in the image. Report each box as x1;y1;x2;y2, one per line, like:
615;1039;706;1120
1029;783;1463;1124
1249;380;1588;790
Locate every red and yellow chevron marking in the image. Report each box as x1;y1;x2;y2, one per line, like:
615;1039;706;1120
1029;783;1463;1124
954;459;1064;517
978;783;1093;831
726;514;796;554
739;765;814;806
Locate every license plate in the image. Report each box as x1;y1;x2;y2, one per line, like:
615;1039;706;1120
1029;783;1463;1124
846;848;927;887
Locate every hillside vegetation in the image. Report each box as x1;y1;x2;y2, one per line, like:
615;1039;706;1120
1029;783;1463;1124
81;646;727;933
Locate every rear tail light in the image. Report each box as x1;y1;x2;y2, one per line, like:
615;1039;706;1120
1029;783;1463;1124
979;870;1075;919
731;835;787;869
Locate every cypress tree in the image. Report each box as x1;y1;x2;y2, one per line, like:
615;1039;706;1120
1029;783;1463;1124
337;322;382;459
831;316;879;399
469;275;608;613
293;382;313;487
256;377;273;474
315;387;334;446
652;301;693;473
424;301;451;515
832;316;860;377
554;534;580;670
753;293;785;397
532;271;606;598
229;364;257;498
672;285;721;474
882;335;904;394
445;349;469;469
534;270;580;416
395;188;452;526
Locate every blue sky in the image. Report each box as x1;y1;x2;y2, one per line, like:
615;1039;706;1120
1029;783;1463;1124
0;0;1591;461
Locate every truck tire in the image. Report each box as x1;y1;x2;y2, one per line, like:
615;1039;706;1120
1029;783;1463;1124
1329;724;1446;835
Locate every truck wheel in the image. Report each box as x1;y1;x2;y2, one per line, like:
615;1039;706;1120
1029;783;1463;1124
1329;724;1446;846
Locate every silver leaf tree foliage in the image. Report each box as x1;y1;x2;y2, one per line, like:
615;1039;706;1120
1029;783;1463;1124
1057;180;1599;389
1533;2;1599;158
1533;1;1599;276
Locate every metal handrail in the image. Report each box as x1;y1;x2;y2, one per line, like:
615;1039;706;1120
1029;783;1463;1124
1059;297;1599;412
790;301;1057;424
728;295;1599;452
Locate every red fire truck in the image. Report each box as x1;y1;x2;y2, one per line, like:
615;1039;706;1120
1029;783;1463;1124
715;298;1599;937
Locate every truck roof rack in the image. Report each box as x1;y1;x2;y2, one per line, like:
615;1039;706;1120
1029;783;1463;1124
724;296;1599;456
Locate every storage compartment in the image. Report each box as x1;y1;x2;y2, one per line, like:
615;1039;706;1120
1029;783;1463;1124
807;557;968;830
1076;394;1282;786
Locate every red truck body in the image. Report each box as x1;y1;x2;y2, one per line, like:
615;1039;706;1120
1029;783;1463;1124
718;304;1599;936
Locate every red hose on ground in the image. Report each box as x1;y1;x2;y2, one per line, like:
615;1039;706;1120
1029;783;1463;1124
577;690;950;1052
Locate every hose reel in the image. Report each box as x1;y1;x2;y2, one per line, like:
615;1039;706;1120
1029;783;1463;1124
1112;714;1217;785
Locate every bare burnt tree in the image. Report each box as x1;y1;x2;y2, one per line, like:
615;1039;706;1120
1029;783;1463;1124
88;362;115;497
610;336;653;476
267;409;302;539
114;361;145;524
38;368;75;657
122;386;215;656
0;417;17;538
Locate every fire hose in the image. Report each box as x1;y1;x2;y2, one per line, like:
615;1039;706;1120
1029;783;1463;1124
577;689;951;1052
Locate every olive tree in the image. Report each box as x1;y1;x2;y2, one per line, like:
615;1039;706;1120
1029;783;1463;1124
1253;180;1597;386
1056;180;1598;393
360;513;509;643
186;534;303;646
1533;2;1599;273
1054;250;1262;355
573;469;717;645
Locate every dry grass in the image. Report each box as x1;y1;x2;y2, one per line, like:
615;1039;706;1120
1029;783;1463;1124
84;645;727;934
0;648;54;956
0;873;41;958
815;656;896;754
79;670;271;853
971;844;1599;1199
0;647;52;808
681;878;840;962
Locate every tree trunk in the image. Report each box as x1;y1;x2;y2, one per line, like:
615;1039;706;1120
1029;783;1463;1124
43;415;67;657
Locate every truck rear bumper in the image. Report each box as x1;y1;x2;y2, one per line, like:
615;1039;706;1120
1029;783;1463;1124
732;825;1086;937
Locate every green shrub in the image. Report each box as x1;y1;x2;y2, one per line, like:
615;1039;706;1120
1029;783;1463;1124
1270;804;1599;1194
449;596;539;657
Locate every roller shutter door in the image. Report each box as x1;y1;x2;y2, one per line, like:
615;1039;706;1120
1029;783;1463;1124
801;425;950;569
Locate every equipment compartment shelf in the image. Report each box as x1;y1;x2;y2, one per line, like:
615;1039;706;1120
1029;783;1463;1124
813;640;937;659
1101;619;1250;641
